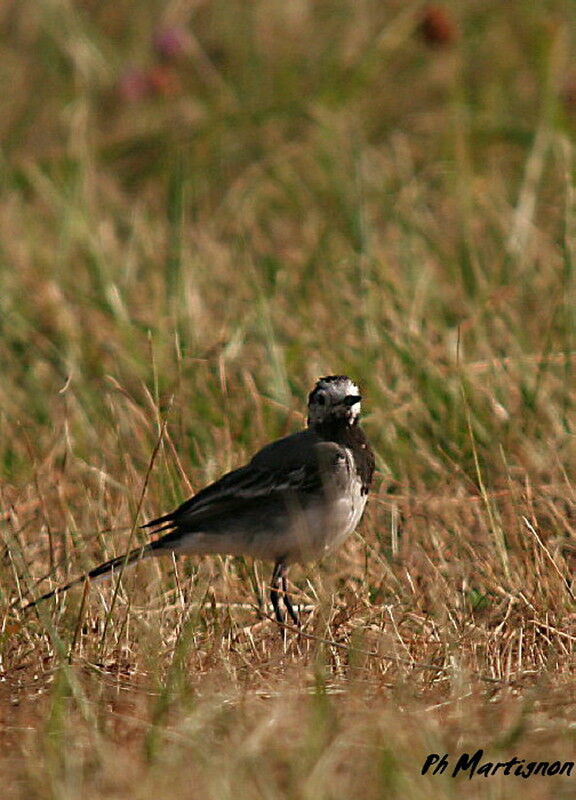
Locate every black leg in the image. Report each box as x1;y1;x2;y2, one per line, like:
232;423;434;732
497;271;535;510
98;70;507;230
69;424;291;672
271;560;284;624
270;560;299;628
281;572;300;626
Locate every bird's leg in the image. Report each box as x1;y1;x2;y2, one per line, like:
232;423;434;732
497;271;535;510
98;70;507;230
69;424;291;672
270;560;284;625
281;569;300;627
271;560;299;628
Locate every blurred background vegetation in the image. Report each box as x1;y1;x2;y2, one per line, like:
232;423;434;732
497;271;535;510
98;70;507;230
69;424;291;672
2;2;576;798
2;0;576;496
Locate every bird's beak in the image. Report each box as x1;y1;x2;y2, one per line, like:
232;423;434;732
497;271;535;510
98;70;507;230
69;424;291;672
343;394;362;407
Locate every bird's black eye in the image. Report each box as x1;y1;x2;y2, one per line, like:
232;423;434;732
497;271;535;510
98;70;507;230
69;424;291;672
316;394;326;406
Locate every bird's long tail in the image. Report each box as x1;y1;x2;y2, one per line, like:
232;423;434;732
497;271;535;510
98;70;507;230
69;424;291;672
22;544;152;612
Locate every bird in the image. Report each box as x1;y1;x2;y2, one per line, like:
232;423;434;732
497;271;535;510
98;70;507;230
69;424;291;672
23;375;375;626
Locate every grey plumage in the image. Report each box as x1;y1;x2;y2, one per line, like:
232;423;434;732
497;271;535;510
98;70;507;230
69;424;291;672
24;375;375;626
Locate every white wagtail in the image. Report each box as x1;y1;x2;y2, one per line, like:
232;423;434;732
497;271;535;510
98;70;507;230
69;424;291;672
24;376;375;625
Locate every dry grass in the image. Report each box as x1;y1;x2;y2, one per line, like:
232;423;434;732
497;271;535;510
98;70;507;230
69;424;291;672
1;1;576;797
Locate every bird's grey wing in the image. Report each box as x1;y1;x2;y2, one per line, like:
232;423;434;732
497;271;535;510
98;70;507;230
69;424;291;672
145;434;342;541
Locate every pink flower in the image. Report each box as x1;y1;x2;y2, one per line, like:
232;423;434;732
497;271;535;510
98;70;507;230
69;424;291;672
153;27;193;62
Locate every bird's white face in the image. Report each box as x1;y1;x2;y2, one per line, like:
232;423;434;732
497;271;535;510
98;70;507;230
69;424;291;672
307;375;362;427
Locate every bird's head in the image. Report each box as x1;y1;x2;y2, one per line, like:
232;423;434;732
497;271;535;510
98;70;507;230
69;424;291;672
307;375;362;427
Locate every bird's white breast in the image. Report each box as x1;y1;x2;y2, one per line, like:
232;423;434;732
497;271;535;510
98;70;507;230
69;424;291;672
282;445;367;563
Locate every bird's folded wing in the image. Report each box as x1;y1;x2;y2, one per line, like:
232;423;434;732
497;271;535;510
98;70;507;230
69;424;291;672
145;438;343;534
